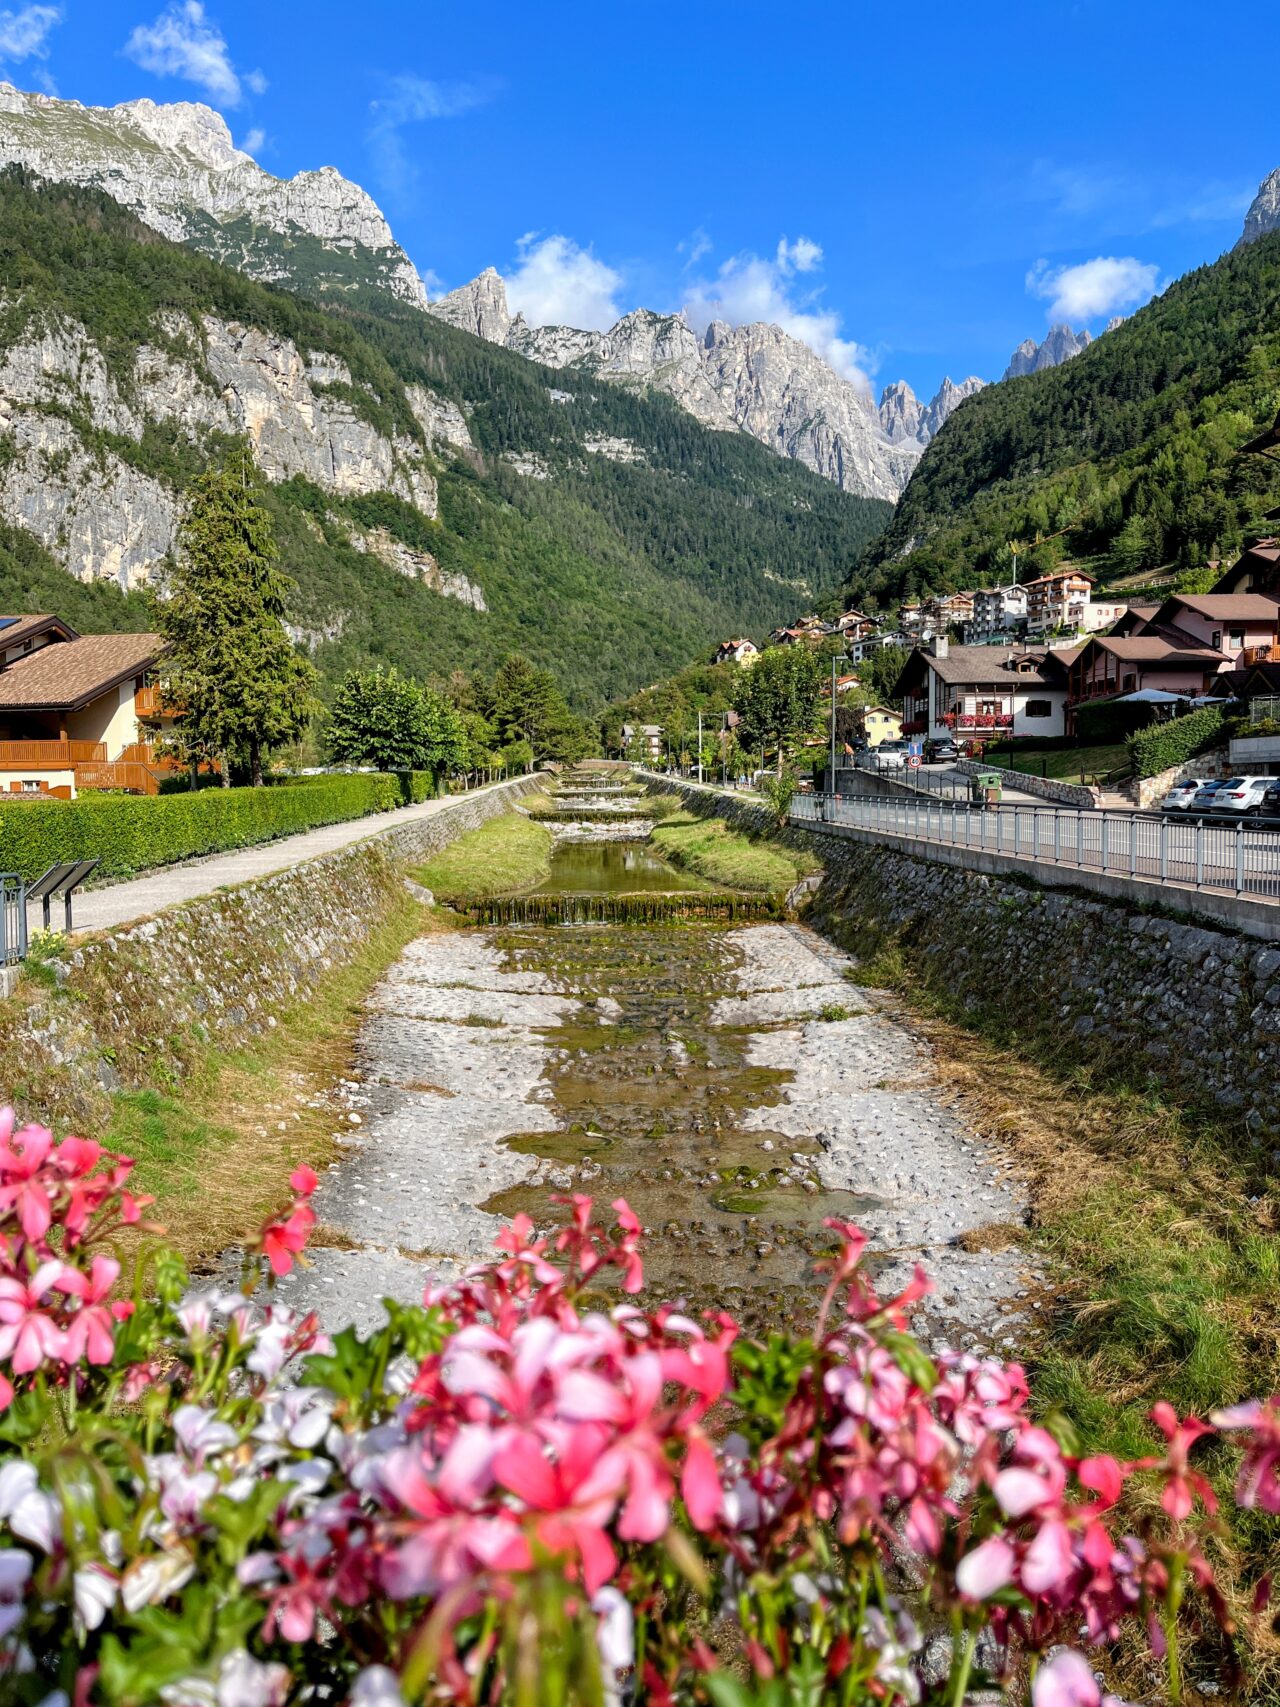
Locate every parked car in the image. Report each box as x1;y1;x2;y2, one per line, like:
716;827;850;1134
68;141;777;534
1260;781;1280;819
1192;776;1270;816
1186;779;1231;816
874;741;907;771
926;738;960;762
1160;779;1205;812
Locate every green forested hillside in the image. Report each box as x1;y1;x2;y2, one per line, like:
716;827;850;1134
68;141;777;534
0;171;889;707
852;231;1280;607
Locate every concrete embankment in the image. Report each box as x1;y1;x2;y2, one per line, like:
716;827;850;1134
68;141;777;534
0;776;541;1130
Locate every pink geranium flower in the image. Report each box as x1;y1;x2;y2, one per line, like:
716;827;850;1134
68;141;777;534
1212;1394;1280;1513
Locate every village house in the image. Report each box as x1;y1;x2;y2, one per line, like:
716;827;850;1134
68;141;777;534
1024;570;1094;635
966;584;1028;645
712;637;759;666
621;723;664;761
850;629;910;663
0;617;173;797
895;638;1070;741
856;705;903;747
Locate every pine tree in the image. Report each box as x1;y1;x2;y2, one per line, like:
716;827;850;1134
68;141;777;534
161;445;317;786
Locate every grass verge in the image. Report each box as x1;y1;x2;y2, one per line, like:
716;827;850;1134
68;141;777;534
836;927;1280;1688
650;812;821;892
985;741;1128;782
105;893;428;1271
412;813;553;903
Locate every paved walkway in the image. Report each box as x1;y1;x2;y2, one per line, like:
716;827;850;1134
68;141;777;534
53;781;522;939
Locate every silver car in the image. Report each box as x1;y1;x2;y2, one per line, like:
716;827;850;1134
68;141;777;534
874;742;907;771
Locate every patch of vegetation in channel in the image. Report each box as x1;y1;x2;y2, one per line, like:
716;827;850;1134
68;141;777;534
650;810;822;892
412;812;554;903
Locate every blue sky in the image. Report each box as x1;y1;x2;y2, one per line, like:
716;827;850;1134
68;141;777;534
1;0;1275;401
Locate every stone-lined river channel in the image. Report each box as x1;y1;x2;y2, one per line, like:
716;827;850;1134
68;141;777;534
270;892;1035;1351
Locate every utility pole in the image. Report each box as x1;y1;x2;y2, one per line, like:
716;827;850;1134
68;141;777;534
829;653;837;793
697;710;703;784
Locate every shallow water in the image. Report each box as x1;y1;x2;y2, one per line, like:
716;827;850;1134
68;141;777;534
532;841;714;895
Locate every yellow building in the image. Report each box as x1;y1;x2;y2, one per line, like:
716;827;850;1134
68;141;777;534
860;706;903;747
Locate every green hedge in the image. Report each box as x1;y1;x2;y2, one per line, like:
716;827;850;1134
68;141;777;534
0;774;410;882
1126;707;1226;779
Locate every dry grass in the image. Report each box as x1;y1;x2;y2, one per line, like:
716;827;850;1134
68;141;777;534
107;895;427;1271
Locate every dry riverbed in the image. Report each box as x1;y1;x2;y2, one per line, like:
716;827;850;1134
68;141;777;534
267;919;1035;1350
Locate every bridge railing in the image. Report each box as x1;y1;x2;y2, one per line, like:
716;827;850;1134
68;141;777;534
791;791;1280;903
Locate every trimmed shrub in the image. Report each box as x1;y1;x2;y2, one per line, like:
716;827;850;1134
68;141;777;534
0;773;404;880
1127;705;1226;779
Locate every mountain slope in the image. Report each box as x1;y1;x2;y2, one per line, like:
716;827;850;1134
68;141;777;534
852;229;1280;608
429;269;983;503
0;82;427;304
0;170;889;706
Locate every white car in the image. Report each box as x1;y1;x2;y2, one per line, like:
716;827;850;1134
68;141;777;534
1194;776;1271;816
1160;779;1204;812
873;743;907;771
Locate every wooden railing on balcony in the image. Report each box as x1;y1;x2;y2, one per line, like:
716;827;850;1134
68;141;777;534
134;685;167;719
1243;644;1276;667
0;740;106;765
73;762;161;796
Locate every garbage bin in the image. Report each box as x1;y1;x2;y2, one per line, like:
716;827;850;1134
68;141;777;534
970;769;1003;808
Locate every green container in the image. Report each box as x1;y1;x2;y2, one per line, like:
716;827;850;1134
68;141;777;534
971;770;1003;803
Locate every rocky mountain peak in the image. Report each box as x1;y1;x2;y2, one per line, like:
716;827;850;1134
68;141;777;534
1002;323;1091;381
1239;167;1280;248
0;81;427;305
430;267;513;343
878;380;923;444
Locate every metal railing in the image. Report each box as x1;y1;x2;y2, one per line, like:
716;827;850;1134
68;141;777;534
791;791;1280;903
839;755;971;800
0;875;26;964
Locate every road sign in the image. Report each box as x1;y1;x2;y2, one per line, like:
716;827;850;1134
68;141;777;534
908;754;922;768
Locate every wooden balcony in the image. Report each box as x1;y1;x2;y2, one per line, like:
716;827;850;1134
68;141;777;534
134;685;168;719
0;740;106;766
73;761;161;796
1242;644;1276;667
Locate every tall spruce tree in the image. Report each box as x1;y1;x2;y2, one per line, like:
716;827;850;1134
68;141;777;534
161;445;317;786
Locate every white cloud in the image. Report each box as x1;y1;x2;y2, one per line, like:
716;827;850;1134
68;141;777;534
775;235;822;274
677;226;713;269
124;2;263;107
239;125;264;156
682;236;873;390
367;73;496;199
504;233;624;331
1027;254;1160;322
0;4;60;64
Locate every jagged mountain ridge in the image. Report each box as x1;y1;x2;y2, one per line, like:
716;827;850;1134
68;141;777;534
0;82;427;305
1002;322;1093;381
429;268;983;503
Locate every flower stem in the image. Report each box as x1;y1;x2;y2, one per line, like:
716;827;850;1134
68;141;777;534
950;1625;977;1707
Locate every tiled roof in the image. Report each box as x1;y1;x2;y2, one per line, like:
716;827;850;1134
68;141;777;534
916;645;1060;687
1087;636;1222;663
0;615;77;649
1164;594;1280;620
0;633;163;709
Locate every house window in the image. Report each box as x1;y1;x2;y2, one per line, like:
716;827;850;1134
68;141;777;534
1025;700;1052;718
1211;630;1222;651
1122;673;1137;692
1229;630;1244;649
20;780;39;792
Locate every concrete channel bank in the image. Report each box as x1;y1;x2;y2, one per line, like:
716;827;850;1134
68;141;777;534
0;775;541;1129
648;774;1280;1149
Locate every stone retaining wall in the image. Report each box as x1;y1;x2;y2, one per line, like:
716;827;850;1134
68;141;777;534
955;758;1099;809
807;834;1280;1150
0;777;539;1129
1132;749;1233;811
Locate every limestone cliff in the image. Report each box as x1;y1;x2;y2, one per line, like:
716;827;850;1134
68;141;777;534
0;304;478;592
0;83;427;305
1002;323;1092;381
1239;167;1280;248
